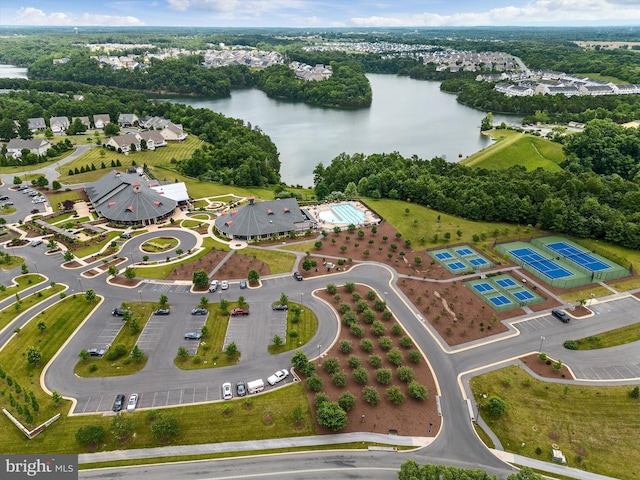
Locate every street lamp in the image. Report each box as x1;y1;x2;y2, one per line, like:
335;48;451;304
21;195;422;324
384;291;388;304
138;289;143;306
317;344;322;365
300;292;304;310
589;292;595;306
539;335;545;353
77;277;84;294
32;262;39;275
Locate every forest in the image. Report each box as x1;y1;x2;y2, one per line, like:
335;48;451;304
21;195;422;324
313;119;640;250
255;61;372;108
0;81;281;186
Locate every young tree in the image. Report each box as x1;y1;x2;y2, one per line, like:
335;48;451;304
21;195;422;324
272;335;284;349
291;403;304;425
224;342;238;358
78;349;90;363
64;250;74;262
27;347;41;366
487;396;506;416
177;346;189;360
199;296;208;308
124;267;136;280
159;294;168;307
84;289;96;301
75;425;104;447
248;269;259;283
150;413;179;442
37;321;46;334
110;413;134;442
192;270;209;288
130;345;144;362
317;402;347;431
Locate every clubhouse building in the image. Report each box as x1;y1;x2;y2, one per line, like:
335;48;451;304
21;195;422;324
214;197;315;241
85;171;188;225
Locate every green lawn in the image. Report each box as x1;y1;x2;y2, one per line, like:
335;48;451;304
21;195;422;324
72;231;121;259
0;282;65;332
0;274;46;301
56;136;203;184
559;286;612;303
366;198;542;251
470;365;639;480
268;302;318;354
47;190;84;213
240;247;297;274
461;130;564;171
175;301;239;369
571;323;640;350
74;302;154;377
136;237;230;280
578;73;626;84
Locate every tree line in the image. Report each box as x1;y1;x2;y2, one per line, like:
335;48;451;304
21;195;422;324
313;125;640;250
0;81;281;187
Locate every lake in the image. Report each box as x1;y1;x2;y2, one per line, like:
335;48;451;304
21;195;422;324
163;74;518;187
0;64;28;79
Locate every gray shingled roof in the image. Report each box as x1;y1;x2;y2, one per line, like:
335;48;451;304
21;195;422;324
85;171;177;223
214;198;307;239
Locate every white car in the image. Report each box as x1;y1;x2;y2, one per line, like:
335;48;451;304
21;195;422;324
126;393;138;412
222;382;233;400
267;369;289;386
221;280;229;290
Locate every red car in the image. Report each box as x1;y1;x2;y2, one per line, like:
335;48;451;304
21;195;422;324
230;308;249;316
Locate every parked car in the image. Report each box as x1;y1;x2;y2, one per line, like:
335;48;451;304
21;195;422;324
267;369;289;386
126;393;138;412
239;279;247;289
293;271;303;281
236;381;247;397
552;309;570;323
112;394;125;412
87;348;106;357
153;308;170;315
17;185;28;191
112;308;131;317
2;202;14;207
221;280;229;290
120;233;132;239
191;308;208;315
222;382;233;400
33;197;46;204
230;308;249;316
30;239;43;247
184;332;202;340
209;280;219;293
0;196;8;201
272;304;288;311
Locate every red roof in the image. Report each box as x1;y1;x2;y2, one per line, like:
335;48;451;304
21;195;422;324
108;202;116;208
225;220;233;227
126;205;134;212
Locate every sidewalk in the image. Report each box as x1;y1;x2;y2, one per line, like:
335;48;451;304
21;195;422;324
78;432;430;464
491;450;619;480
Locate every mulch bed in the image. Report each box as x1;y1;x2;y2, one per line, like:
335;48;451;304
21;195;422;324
164;248;271;281
110;277;142;287
302;284;440;437
520;353;575;380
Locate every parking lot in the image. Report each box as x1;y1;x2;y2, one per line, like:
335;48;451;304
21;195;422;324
222;303;287;360
180;312;209;354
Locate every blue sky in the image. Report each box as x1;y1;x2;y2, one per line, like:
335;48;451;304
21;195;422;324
1;1;640;27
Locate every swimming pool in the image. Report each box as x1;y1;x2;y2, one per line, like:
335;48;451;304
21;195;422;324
318;203;367;225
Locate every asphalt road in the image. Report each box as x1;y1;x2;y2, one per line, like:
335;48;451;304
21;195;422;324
1;222;638;480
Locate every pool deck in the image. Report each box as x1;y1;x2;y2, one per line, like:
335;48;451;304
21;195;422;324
307;201;381;227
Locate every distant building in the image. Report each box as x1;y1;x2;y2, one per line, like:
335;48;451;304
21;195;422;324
93;114;111;129
49;116;70;133
117;113;139;127
27;117;46;132
6;139;51;157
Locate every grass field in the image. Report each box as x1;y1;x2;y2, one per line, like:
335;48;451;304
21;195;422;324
47;190;84;213
461;130;564;171
0;282;65;332
72;231;121;259
571;323;640;350
559;286;612;303
0;274;45;301
240;247;297;274
470;365;639;480
366;198;542;251
175;301;240;369
56;136;203;184
268;302;318;354
74;302;154;377
577;73;626;84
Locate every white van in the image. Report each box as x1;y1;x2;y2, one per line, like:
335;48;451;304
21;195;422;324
247;379;264;394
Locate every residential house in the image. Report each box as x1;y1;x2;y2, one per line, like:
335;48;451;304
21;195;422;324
579;84;614;96
159;123;188;141
72;116;91;129
49;116;70;133
93;114;111;129
27;118;46;132
105;134;141;153
136;130;167;150
117;113;139;127
6;139;51;157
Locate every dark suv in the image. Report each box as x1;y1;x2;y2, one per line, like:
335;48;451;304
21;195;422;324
552;309;570;323
112;394;125;412
112;308;131;317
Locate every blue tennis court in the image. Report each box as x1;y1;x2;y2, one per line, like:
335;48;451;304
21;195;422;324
455;248;473;256
513;290;535;301
469;258;488;266
545;242;611;272
435;252;453;260
496;278;517;288
489;295;512;306
473;283;495;293
447;261;466;270
508;248;574;279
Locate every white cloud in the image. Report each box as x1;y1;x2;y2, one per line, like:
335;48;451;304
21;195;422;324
168;0;306;16
349;0;640;26
13;7;144;26
167;0;191;11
